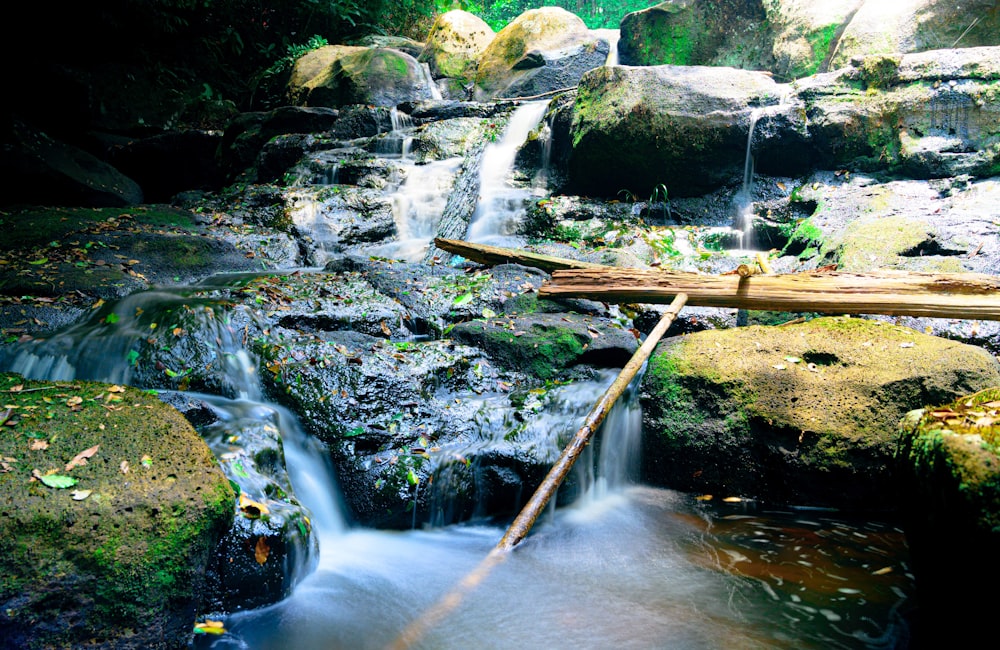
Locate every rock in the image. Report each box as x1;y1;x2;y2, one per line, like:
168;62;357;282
286;187;397;261
418;10;495;83
449;312;638;380
618;0;774;70
300;47;439;108
287;45;367;105
795;47;1000;178
829;0;1000;70
354;35;426;59
0;121;143;208
218;106;341;181
565;64;783;198
640;316;1000;510
896;387;1000;643
767;0;864;79
474;7;609;101
0;373;234;649
102;129;226;202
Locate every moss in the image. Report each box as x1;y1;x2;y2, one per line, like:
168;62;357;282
837;214;929;271
859;54;902;90
0;372;234;647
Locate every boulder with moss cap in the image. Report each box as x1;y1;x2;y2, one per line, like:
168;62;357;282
0;373;235;649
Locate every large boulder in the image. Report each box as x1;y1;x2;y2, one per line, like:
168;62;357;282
474;7;609;101
296;47;439;108
640;317;1000;511
565;64;783;198
767;0;864;79
830;0;1000;69
0;122;143;208
618;0;774;70
0;373;235;649
794;46;1000;178
418;10;495;83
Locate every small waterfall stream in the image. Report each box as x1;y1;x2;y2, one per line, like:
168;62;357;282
466;100;550;245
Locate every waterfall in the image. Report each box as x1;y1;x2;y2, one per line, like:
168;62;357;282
466;100;550;244
734;107;762;251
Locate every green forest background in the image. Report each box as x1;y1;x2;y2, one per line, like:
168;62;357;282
11;1;655;116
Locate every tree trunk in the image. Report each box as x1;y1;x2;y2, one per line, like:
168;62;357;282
432;237;606;273
539;268;1000;320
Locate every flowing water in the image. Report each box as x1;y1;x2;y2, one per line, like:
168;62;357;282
466;101;551;245
0;96;917;649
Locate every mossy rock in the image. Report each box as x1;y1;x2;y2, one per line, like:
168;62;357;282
640;317;1000;510
0;373;235;649
418;10;495;82
449;312;637;380
305;47;437;108
895;386;1000;641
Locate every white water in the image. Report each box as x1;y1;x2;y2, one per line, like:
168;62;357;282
466;101;550;245
734;107;763;251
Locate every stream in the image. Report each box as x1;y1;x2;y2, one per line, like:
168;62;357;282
0;103;917;649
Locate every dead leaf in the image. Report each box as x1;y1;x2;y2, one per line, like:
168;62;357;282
120;460;130;474
722;496;744;503
66;395;83;407
65;445;99;471
254;536;270;565
108;385;126;393
380;320;391;336
239;493;270;519
30;439;49;450
71;489;93;501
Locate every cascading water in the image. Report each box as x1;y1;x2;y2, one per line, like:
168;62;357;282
466;100;550;245
1;91;915;649
734;107;763;252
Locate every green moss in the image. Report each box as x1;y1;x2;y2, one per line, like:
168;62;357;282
838;214;929;271
0;372;234;646
859;54;902;90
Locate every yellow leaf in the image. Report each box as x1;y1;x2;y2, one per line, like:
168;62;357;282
120;460;130;474
722;496;744;503
30;439;49;451
239;493;270;519
66;396;83;407
695;494;713;501
71;489;93;501
254;536;270;565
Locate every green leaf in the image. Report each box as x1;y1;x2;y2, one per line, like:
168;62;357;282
345;426;364;437
481;307;496;319
453;293;473;307
228;479;241;496
105;313;120;324
232;460;250;478
40;474;78;489
126;350;140;367
784;356;802;364
406;468;419;485
29;258;49;265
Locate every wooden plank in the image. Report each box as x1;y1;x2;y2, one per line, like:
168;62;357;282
433;237;606;273
539;268;1000;320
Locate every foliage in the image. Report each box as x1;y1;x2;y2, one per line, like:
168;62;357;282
446;0;660;31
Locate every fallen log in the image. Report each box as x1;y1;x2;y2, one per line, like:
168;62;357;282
539;268;1000;320
433;237;606;273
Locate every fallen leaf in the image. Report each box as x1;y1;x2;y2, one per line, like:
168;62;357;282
380;320;391;336
239;493;270;519
71;489;93;501
30;439;49;450
193;620;226;635
38;473;79;489
108;385;126;393
66;395;83;407
872;566;894;576
65;444;99;471
254;536;270;565
120;460;130;474
695;494;713;501
772;364;787;370
784;356;802;364
722;496;744;503
899;342;915;348
141;455;153;468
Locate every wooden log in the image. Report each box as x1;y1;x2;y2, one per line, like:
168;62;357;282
539;268;1000;320
433;237;606;273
